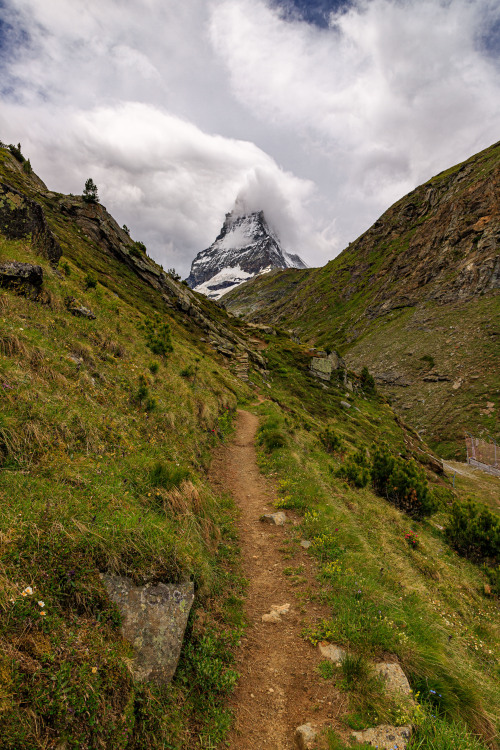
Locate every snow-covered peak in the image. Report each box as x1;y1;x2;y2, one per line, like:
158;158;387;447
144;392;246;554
186;210;306;300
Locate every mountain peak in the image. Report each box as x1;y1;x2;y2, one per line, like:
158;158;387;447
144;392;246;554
186;210;306;299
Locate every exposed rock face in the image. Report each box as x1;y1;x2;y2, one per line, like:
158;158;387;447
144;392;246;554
186;210;307;299
101;574;194;684
309;351;345;381
65;297;96;320
0;182;62;264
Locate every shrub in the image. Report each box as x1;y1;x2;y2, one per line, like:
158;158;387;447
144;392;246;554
130;241;147;258
180;364;198;379
84;273;97;290
22;158;33;174
371;443;436;518
360;366;376;395
142;317;173;357
445;499;499;564
259;429;287;452
60;261;71;276
149;362;159;375
336;458;370;488
149;461;190;490
8;143;25;163
419;354;435;369
135;375;149;403
320;426;343;453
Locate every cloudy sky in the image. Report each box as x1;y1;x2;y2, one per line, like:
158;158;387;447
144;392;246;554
1;0;499;277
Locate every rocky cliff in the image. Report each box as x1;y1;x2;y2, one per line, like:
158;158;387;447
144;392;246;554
186;209;306;299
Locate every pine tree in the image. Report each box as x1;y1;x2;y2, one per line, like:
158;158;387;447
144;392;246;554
82;178;99;204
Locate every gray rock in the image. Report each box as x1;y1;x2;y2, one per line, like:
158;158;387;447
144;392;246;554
0;261;43;292
300;539;312;549
351;724;412;749
294;723;317;749
0;182;62;263
65;297;96;319
318;641;346;665
340;401;351;409
260;512;287;526
101;574;194;684
373;663;412;696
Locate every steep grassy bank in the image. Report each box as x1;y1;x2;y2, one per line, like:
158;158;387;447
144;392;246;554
248;333;498;748
0;144;257;747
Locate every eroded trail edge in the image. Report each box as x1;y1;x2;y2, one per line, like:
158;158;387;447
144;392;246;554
209;409;337;750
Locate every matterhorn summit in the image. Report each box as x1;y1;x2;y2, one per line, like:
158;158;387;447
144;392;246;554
186;210;307;300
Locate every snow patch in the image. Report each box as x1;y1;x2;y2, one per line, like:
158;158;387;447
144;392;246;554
193;265;254;300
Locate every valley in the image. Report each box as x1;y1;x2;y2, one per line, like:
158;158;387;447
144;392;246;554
0;141;498;750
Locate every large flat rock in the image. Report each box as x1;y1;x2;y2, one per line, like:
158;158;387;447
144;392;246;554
101;574;194;684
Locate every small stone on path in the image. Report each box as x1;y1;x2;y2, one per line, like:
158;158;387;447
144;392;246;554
294;723;317;749
351;724;412;749
300;540;312;549
262;603;290;622
260;512;287;526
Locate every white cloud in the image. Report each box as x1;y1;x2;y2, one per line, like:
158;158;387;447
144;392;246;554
0;0;499;278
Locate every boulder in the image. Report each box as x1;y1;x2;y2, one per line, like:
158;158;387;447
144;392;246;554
101;574;194;684
373;662;412;695
0;261;43;293
351;724;412;749
294;723;317;749
65;297;96;319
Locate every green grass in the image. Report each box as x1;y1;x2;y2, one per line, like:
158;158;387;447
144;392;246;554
252;382;499;747
0;144;257;747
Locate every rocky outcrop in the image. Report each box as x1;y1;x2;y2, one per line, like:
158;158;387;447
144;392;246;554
0;182;62;264
0;261;43;295
187;210;306;300
54;196;268;380
101;574;194;684
309;351;345;381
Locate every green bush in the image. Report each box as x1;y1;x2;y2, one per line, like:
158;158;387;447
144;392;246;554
445;499;500;564
320;426;343;453
84;272;97;290
259;428;287;452
149;361;159;375
142;317;173;357
360;366;376;395
149;461;190;490
371;443;436;518
130;241;147;258
336;458;370;488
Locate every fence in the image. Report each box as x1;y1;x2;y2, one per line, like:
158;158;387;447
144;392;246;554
465;433;500;477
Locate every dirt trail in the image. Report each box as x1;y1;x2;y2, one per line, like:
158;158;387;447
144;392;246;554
209;409;341;749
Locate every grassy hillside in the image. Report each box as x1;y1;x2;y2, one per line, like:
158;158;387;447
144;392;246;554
248;332;499;748
0;143;498;750
224;142;500;458
0;144;257;748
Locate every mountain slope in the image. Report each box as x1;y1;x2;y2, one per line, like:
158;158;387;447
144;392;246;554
1;142;498;750
224;141;500;458
186;210;306;299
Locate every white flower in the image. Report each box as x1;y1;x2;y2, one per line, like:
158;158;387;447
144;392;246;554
23;586;33;596
38;601;45;607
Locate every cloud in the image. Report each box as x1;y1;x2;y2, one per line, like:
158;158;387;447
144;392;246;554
0;0;499;279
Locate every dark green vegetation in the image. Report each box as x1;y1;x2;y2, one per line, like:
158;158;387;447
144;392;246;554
0;145;254;748
0;143;498;750
251;331;499;748
224;141;500;459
